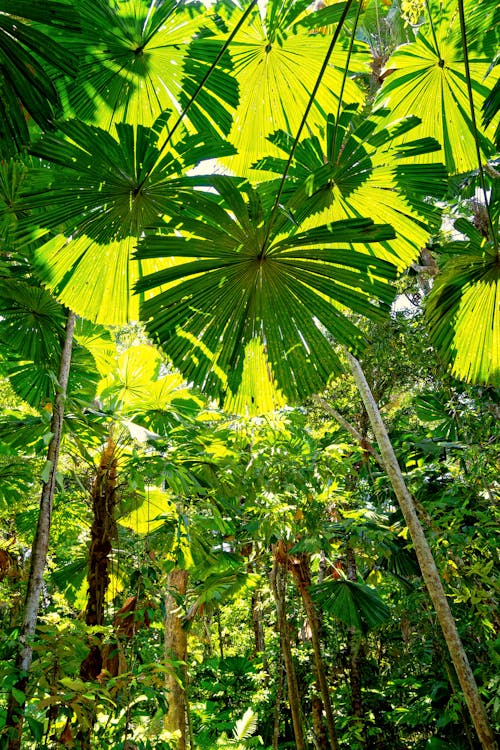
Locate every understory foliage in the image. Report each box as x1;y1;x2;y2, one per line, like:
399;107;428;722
0;0;498;748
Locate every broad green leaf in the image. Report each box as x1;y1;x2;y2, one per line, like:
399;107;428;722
18;117;231;324
0;0;78;156
118;487;175;534
255;106;447;270
137;177;398;407
375;0;499;174
61;0;237;136
425;224;500;386
311;578;391;632
218;0;368;176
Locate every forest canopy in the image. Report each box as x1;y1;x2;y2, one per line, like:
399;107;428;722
0;1;499;749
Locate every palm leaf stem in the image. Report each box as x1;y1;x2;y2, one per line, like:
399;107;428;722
333;0;364;149
458;0;498;253
261;0;356;258
136;0;258;194
424;0;443;62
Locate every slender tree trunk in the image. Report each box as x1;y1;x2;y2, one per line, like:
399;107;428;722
164;568;188;750
289;552;339;750
5;310;76;750
273;645;285;750
271;542;306;750
251;589;266;659
345;544;368;748
347;352;498;750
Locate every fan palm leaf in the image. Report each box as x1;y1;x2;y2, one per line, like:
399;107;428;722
136;176;398;406
215;0;368;176
254;105;447;270
60;0;237;136
97;343;203;426
374;0;499;174
311;578;391;633
425;217;500;386
0;0;78;156
15;116;232;324
0;281;104;407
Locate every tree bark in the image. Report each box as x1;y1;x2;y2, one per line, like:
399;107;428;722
271;542;306;750
80;431;118;682
289;552;339;750
164;568;188;750
347;351;498;750
272;645;285;750
345;544;368;748
5;310;76;750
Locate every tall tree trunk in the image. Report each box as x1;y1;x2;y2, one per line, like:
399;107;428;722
271;542;307;750
164;568;188;750
345;544;368;748
80;430;118;682
251;589;266;659
347;352;498;750
273;645;285;750
5;310;76;750
289;552;339;750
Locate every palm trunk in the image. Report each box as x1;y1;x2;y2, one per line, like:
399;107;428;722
347;352;498;750
164;568;188;750
5;310;76;750
271;542;307;750
289;552;339;750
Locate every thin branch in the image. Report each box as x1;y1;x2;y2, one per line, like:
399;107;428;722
312;394;384;467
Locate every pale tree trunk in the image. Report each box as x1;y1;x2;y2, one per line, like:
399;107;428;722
271;542;306;750
289;552;339;750
164;568;189;750
347;352;498;750
6;310;76;750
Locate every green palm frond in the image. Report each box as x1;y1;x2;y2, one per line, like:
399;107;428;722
425;218;500;386
0;279;65;363
311;578;391;633
60;0;237;136
216;0;368;176
136;176;397;407
255;105;447;270
374;0;499;174
0;282;103;407
16;116;232;324
0;0;78;156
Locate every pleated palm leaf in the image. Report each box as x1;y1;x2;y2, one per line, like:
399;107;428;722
311;578;391;634
214;0;368;176
374;0;499;174
15;115;232;324
425;213;500;386
97;343;203;429
0;279;106;407
136;175;398;408
0;0;78;157
254;105;448;270
59;0;237;136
